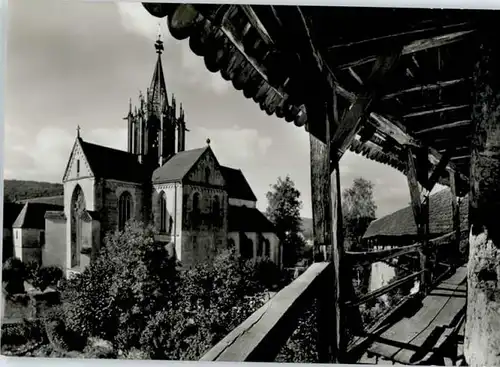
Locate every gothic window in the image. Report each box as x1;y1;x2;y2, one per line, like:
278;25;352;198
159;191;168;233
205;167;210;183
212;195;220;215
71;185;86;268
192;192;200;213
76;160;80;176
118;191;132;231
264;239;271;258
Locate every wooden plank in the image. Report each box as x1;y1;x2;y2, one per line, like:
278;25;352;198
347;270;424;307
382;78;468;100
345;242;421;264
414;119;471;135
403;104;469;119
338;29;475;69
200;262;331;361
367;267;467;363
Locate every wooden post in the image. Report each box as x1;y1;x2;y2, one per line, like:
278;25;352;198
406;146;431;294
449;170;461;266
464;28;500;367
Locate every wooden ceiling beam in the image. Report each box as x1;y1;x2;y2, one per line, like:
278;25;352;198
414;119;471;135
337;29;475;70
403;104;469;119
382;78;468;100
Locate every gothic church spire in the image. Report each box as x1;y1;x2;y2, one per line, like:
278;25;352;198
149;33;168;116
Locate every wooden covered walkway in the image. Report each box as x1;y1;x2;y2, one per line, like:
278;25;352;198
364;265;467;365
141;4;500;365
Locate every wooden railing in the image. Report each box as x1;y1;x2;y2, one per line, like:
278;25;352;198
201;231;459;363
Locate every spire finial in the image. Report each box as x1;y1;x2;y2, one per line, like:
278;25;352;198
155;27;164;55
76;125;81;138
206;138;211;146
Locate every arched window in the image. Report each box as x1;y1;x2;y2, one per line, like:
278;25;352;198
212;195;220;214
192;192;200;213
71;185;86;268
205;167;211;183
118;192;132;230
159;191;168;233
264;239;271;258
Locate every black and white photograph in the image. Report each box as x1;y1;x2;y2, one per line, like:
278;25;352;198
0;1;498;366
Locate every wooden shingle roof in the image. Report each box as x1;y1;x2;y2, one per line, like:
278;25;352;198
363;188;468;239
3;203;24;228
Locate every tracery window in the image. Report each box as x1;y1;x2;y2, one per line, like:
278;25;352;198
159;191;168;233
71;185;86;268
118;191;132;230
192;192;200;213
205;167;211;183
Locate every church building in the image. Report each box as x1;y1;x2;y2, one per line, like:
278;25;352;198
40;36;280;276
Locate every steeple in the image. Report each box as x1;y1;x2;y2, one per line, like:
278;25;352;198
149;33;168;117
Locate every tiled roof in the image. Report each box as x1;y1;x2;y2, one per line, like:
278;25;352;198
152;147;207;183
21;195;64;206
3;203;24;228
13;203;64;229
220;166;257;202
228;205;275;233
363;189;468;239
79;138;146;183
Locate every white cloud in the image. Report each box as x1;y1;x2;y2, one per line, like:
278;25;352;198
4;126;128;182
189;126;272;166
116;2;171;42
116;2;230;95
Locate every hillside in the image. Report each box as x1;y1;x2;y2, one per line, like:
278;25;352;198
4;179;63;203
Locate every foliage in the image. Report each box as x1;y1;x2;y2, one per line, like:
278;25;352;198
342;177;377;250
61;221;178;350
25;262;63;292
3;257;26;294
59;221;287;359
3;179;63;203
266;175;304;266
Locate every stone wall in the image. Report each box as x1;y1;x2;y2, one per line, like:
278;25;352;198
14;228;42;264
98;179;145;236
181;183;228;267
152;182;183;257
44;217;66;269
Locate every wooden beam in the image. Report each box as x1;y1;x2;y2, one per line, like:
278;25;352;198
331;51;402;160
200;262;331;361
338;29;475;69
414;120;471;135
406;146;431;294
382;78;468;100
345;242;421;265
403;104;469;119
426;147;454;191
449;170;461;266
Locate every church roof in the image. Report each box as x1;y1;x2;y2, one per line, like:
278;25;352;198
220;166;257;202
13;202;63;229
45;211;66;221
227;205;276;233
3;203;24;228
20;195;64;206
152;147;207;183
79;139;146;183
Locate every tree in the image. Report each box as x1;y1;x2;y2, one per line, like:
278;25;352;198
2;257;26;294
266;176;304;267
342;177;377;250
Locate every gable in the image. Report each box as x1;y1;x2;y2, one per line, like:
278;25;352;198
152;147;206;184
62;139;94;182
186;147;225;187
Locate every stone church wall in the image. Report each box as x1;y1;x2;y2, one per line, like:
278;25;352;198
181;184;228;267
152;183;183;257
13;228;42;264
98;179;145;236
44;218;66;269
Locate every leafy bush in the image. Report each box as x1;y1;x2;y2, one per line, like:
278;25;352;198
2;257;26;294
31;266;64;292
58;221;290;360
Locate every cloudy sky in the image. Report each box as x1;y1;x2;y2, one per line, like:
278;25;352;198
4;0;445;218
